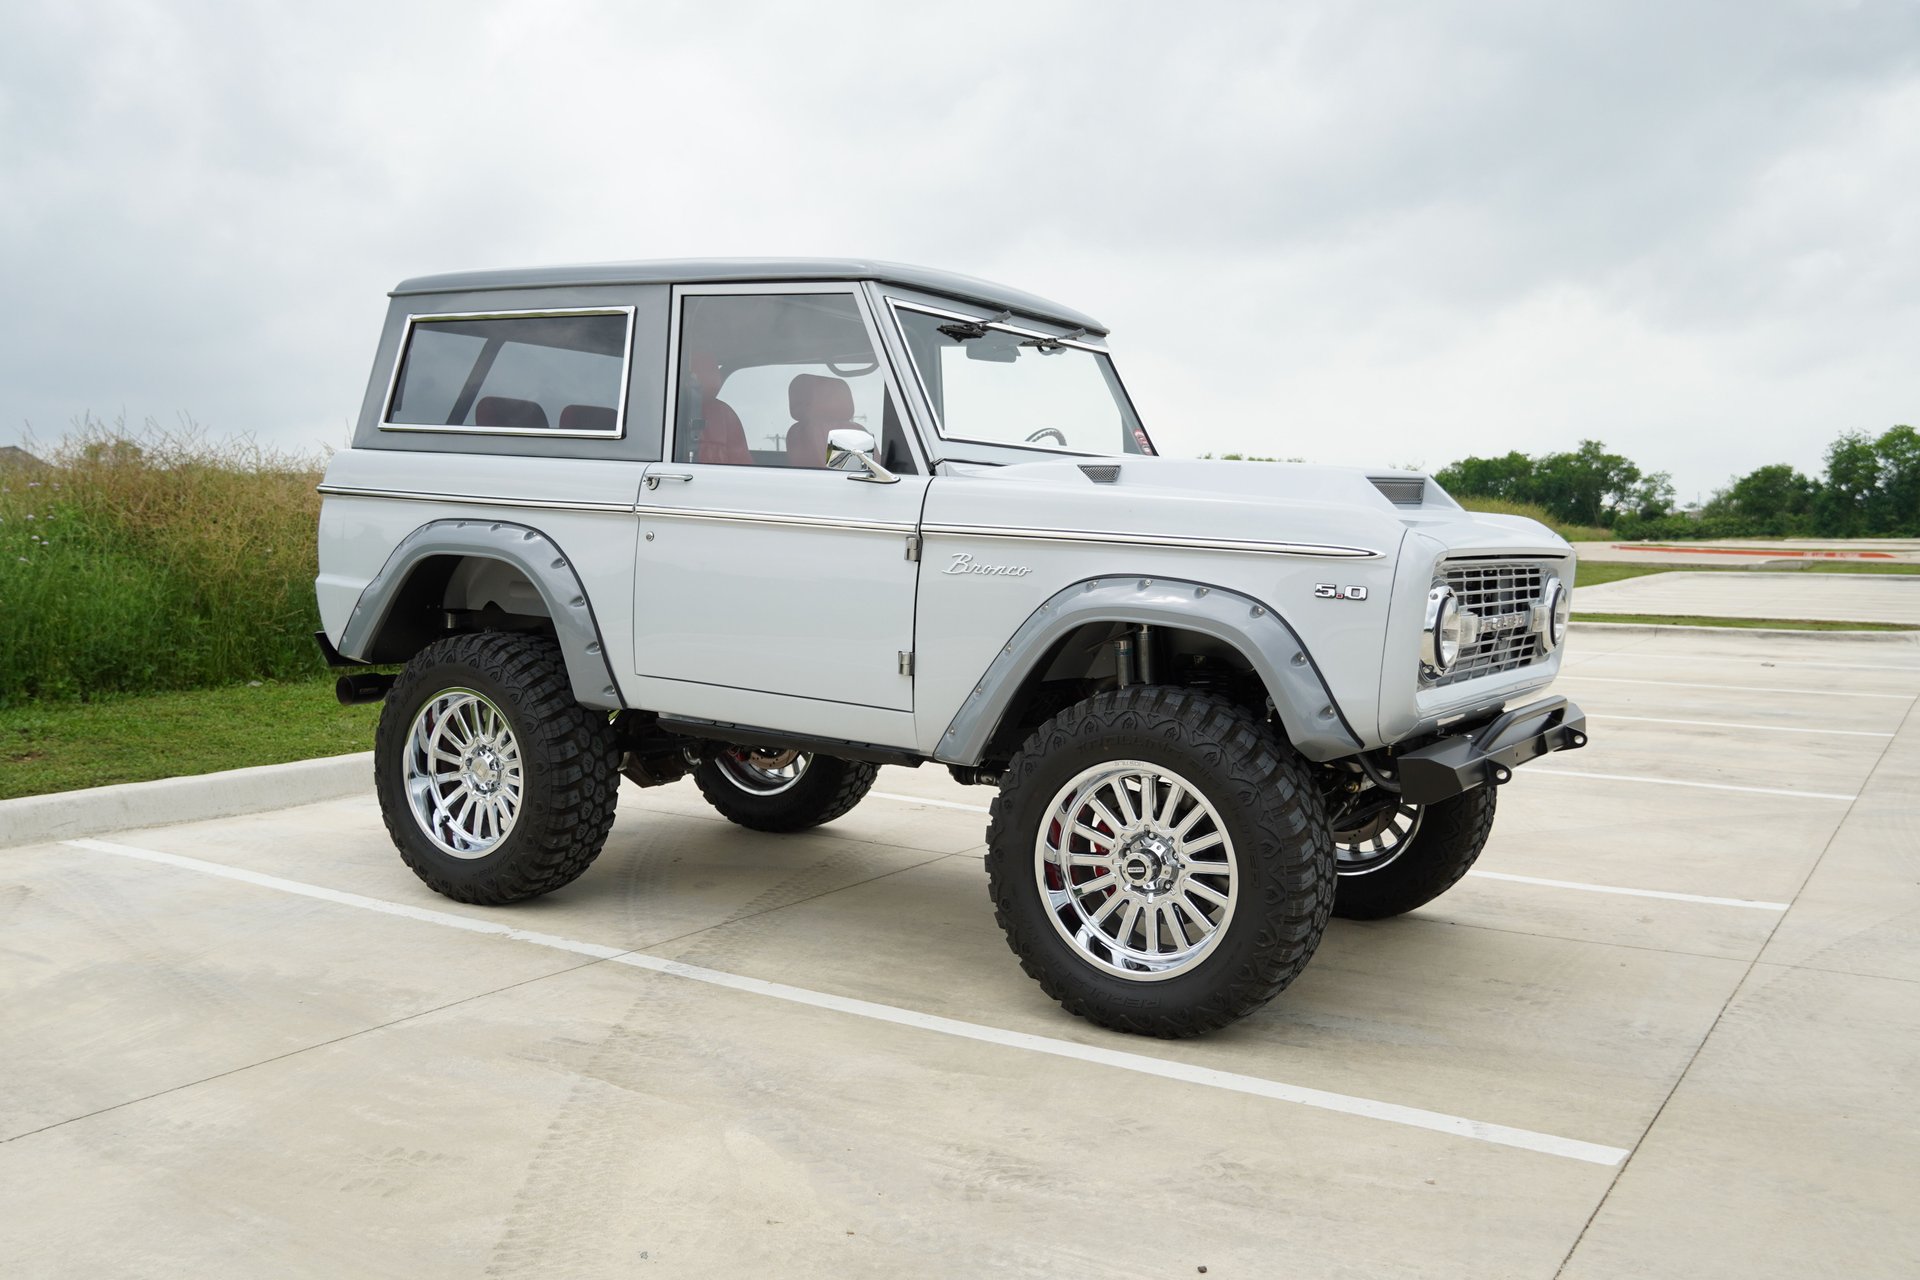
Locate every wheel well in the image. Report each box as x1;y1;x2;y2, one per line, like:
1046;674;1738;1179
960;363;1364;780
360;555;556;665
980;621;1273;764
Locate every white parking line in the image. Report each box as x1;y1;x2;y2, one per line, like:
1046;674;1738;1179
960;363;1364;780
1521;768;1856;801
1556;674;1912;700
1575;651;1920;675
1585;714;1892;738
62;837;1628;1167
1464;870;1789;911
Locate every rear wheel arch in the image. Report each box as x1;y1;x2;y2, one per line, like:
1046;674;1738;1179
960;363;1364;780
337;519;624;710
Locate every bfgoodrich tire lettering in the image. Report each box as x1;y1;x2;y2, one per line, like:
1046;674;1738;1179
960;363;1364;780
986;686;1336;1038
1330;787;1496;920
375;631;619;904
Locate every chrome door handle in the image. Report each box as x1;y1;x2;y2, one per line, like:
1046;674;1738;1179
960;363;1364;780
644;472;694;490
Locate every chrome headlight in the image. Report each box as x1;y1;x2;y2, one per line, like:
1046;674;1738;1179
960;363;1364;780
1538;577;1571;653
1422;585;1464;672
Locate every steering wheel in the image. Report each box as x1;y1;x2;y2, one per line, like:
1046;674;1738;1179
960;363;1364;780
1026;427;1068;446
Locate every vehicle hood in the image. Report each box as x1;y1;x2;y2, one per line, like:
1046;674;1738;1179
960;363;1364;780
925;457;1569;559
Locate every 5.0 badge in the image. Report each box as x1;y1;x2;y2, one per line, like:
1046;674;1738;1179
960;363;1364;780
1313;583;1369;601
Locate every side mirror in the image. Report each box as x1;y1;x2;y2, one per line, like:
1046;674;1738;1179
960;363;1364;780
826;428;899;484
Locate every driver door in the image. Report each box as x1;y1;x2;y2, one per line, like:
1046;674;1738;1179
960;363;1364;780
632;285;928;718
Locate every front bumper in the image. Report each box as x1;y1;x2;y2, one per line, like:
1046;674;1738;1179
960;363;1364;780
1394;695;1587;805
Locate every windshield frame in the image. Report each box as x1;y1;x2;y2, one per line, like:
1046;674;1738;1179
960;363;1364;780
883;297;1154;463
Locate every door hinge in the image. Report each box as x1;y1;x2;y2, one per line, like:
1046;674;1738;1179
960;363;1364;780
898;651;915;677
904;533;922;562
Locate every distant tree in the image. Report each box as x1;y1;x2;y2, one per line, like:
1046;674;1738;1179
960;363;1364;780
1817;432;1880;536
1528;440;1648;528
1702;464;1819;535
1870;425;1920;535
1433;451;1534;503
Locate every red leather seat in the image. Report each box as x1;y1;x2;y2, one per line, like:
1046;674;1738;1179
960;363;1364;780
687;352;752;465
474;396;549;430
697;399;751;465
785;373;857;468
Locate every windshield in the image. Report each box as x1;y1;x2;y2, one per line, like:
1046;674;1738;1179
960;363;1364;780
895;306;1155;457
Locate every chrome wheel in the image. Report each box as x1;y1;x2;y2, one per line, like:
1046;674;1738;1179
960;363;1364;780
403;688;523;859
1332;800;1424;876
714;748;813;796
1035;761;1238;982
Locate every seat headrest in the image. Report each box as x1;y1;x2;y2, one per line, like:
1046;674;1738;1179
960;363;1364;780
788;373;855;424
474;396;549;430
558;404;617;433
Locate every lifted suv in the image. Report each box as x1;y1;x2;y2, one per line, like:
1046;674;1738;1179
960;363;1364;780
317;258;1586;1037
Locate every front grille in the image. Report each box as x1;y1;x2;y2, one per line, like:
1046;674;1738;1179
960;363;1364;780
1427;558;1549;688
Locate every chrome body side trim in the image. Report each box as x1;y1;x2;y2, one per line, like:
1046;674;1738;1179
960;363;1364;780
920;524;1381;560
634;505;920;535
379;306;636;440
316;484;635;515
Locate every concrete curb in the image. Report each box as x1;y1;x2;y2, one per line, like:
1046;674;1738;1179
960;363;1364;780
1570;621;1920;643
0;752;373;850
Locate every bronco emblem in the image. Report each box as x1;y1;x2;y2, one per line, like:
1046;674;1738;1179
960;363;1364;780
945;553;1032;578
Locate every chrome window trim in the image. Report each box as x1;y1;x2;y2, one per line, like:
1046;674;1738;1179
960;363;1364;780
379;306;636;439
660;281;929;474
884;298;1157;460
316;483;635;515
920;524;1380;560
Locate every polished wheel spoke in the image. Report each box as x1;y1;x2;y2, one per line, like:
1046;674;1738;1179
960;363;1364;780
1036;760;1238;983
403;689;524;861
1332;798;1424;876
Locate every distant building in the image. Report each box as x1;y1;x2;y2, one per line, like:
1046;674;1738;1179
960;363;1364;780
0;445;47;471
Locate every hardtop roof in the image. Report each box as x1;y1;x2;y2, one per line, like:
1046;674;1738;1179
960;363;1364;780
390;257;1108;336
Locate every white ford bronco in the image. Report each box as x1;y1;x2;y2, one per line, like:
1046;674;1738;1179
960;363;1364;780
316;258;1586;1037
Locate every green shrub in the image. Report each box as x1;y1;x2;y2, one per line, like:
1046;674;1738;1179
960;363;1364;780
0;420;325;706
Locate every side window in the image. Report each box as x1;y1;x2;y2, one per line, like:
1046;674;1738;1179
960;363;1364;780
673;293;916;473
386;311;630;434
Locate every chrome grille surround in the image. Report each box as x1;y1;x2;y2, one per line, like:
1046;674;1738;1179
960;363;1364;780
1423;558;1551;688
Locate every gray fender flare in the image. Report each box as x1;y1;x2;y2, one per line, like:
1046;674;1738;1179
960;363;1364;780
336;518;624;711
934;575;1363;765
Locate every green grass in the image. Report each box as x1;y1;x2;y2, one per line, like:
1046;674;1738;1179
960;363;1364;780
1574;560;1920;588
0;675;379;800
1574;613;1919;632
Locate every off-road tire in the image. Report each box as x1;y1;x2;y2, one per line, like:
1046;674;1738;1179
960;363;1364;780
1331;788;1496;920
693;754;878;832
375;631;620;904
986;686;1336;1038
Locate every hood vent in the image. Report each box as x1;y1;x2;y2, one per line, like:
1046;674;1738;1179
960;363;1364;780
1078;464;1121;484
1370;476;1426;506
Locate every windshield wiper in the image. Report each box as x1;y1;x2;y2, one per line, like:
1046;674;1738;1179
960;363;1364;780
937;310;1012;341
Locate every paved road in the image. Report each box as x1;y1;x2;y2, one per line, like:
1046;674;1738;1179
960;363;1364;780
3;626;1918;1278
1574;570;1920;625
1573;538;1920;566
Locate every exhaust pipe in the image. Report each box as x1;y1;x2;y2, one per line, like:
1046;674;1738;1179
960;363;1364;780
335;673;396;706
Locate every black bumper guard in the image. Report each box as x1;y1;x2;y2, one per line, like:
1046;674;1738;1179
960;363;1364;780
1395;695;1588;805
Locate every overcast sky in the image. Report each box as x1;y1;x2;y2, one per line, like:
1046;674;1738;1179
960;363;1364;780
3;0;1915;501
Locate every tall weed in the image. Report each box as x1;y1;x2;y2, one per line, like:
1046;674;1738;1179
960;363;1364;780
0;418;325;705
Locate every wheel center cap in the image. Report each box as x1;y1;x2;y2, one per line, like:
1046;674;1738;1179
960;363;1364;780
1118;835;1178;892
466;746;501;793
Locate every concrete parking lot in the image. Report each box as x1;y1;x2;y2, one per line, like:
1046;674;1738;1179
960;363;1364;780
3;624;1917;1279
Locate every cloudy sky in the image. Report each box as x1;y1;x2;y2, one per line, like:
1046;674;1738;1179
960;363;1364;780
3;0;1915;501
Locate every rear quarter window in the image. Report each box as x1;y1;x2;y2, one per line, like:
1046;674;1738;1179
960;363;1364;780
384;309;632;436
